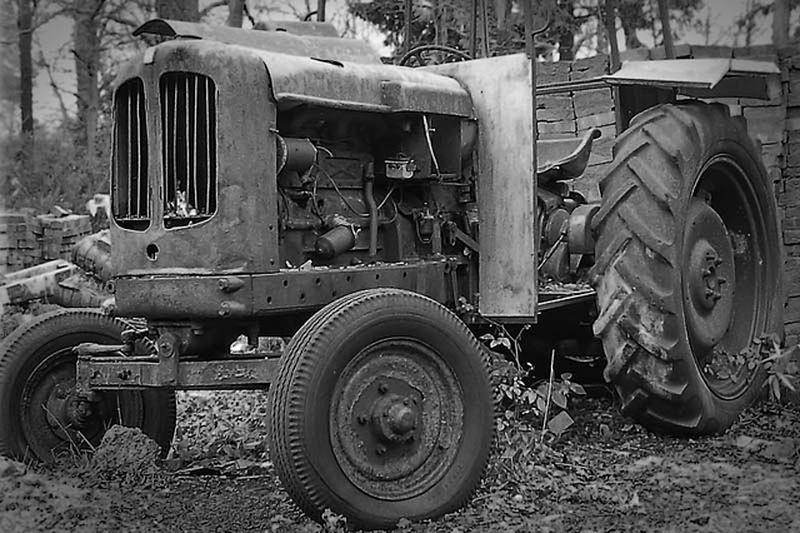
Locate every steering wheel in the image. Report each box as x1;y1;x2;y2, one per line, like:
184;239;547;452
398;45;471;67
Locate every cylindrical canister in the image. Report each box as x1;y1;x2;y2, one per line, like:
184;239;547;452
315;225;356;258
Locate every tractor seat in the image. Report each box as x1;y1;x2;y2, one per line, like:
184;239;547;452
537;127;602;184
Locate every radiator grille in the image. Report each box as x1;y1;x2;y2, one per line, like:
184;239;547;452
112;78;149;230
160;72;217;228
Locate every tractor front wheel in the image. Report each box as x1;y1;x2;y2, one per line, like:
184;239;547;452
592;102;783;435
268;289;495;530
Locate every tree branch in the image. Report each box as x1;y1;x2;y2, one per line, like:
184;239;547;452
36;45;71;125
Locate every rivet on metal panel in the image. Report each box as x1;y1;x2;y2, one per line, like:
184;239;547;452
218;276;244;293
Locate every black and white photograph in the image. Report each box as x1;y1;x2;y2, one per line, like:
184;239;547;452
0;0;798;531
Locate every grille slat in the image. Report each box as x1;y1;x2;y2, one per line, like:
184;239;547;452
161;72;217;228
205;76;212;214
135;87;142;216
112;78;149;230
192;75;199;211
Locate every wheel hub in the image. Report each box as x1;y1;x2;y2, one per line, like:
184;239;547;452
683;199;735;353
44;380;101;436
330;340;463;500
371;392;419;443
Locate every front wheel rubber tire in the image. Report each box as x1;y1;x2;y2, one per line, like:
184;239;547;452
591;102;783;435
268;289;495;530
0;309;176;461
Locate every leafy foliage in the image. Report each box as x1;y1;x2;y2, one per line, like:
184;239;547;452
1;120;111;213
759;338;799;403
172;391;270;465
480;325;586;492
348;0;705;61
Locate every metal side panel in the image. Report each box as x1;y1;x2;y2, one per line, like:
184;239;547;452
605;58;780;99
429;54;537;320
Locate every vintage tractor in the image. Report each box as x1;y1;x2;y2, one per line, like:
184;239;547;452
0;1;784;529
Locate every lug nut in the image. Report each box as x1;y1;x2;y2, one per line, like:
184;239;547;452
376;446;386;456
357;415;367;425
378;383;388;394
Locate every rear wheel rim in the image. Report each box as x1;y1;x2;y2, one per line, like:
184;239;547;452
20;348;145;460
686;154;770;398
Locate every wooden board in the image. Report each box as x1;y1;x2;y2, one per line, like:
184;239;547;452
428;54;537;319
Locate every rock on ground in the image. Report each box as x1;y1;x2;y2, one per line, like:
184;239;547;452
90;425;161;484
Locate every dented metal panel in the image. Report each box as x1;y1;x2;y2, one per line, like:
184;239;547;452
243;48;474;116
605;58;780;99
428;54;537;319
134;18;380;64
110;41;279;275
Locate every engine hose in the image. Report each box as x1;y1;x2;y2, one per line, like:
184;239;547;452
364;177;378;257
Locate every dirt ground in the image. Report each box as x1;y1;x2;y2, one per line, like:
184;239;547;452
0;393;797;533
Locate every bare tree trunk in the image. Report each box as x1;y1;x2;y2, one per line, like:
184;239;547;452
228;0;244;27
494;0;507;30
157;0;199;21
773;0;790;46
558;0;574;60
656;0;674;58
618;1;643;49
17;0;34;170
73;0;102;162
744;0;756;46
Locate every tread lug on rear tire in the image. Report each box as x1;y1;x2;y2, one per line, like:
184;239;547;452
0;308;176;461
591;102;783;435
268;289;495;530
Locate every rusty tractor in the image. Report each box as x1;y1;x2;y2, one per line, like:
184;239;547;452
0;1;784;529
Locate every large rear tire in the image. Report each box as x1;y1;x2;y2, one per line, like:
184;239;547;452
591;102;783;435
268;289;495;530
0;309;176;461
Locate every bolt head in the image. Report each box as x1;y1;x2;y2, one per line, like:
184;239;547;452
357;415;367;425
378;383;388;394
376;446;386;456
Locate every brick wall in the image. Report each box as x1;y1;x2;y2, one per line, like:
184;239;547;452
0;213;91;275
537;54;614;202
536;43;800;345
779;47;800;346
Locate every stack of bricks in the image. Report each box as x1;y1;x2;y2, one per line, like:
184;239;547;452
0;212;92;275
0;213;39;274
35;214;92;262
536;54;615;202
779;46;800;347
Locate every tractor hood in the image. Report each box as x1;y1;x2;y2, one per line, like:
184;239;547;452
605;58;780;100
134;18;382;64
134;19;473;117
241;47;474;117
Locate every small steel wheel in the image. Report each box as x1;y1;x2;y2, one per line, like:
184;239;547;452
398;45;470;67
0;309;176;461
268;289;494;530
